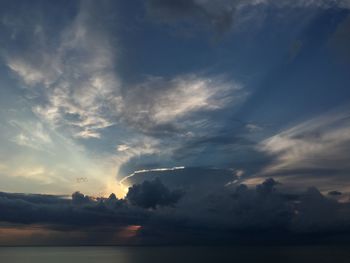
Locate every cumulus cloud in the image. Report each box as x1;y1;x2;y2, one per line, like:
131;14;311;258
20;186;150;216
1;177;350;244
256;177;280;195
71;191;92;205
0;190;147;227
292;186;344;232
119;169;350;238
126;178;183;209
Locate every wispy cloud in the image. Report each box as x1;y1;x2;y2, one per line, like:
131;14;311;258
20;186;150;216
120;75;246;135
5;1;246;142
9;120;53;153
257;107;350;191
6;1;120;139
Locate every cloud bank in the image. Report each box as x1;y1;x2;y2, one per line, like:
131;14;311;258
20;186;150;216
1;176;350;245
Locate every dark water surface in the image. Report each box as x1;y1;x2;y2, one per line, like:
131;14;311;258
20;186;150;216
1;245;350;263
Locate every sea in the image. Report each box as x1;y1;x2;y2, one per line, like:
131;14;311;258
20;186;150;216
1;245;350;263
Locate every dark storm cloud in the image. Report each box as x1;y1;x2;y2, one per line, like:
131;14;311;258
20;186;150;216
328;190;342;196
291;187;345;232
123;172;350;239
2;178;350;244
256;178;280;195
0;191;148;227
0;192;66;204
126;178;183;209
121;167;238;192
71;191;92;205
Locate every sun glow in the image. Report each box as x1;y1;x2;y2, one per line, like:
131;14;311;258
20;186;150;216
117;166;185;198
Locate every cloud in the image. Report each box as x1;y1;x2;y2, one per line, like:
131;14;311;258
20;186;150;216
0;190;147;227
291;186;344;232
257;107;350;192
5;1;120;139
1;177;350;244
9;120;53;153
120;166;185;185
116;144;130;152
3;2;350;244
131;177;350;239
126;178;183;209
1;1;250;204
120;167;237;194
256;177;280;195
328;190;342;196
146;0;350;36
7;58;55;86
119;75;246;136
71;191;92;205
0;113;124;196
260;111;350;172
4;2;246;142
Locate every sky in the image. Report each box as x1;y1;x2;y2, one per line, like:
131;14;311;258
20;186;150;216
1;0;350;245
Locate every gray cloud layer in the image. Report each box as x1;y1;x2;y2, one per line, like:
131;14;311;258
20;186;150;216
1;176;350;244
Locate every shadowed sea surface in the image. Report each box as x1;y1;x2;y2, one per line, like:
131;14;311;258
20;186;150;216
1;246;350;263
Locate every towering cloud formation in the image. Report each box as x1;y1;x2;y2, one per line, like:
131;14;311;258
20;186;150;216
126;178;183;209
1;177;350;245
1;0;350;247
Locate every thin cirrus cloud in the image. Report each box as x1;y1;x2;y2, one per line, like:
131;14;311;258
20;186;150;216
120;75;246;136
9;120;53;153
256;107;350;192
6;1;120;139
5;2;245;140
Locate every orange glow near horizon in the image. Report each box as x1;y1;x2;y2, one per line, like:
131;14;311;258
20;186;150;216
0;224;143;246
116;225;142;239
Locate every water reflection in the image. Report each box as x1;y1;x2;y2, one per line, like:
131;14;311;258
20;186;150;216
0;246;349;263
